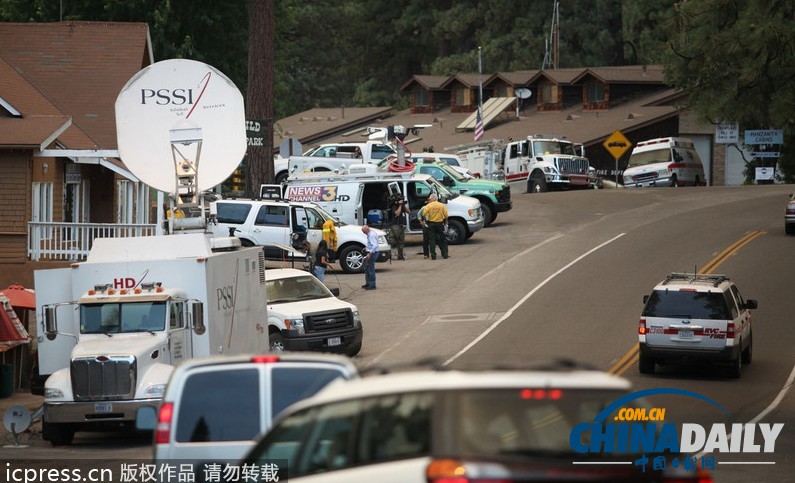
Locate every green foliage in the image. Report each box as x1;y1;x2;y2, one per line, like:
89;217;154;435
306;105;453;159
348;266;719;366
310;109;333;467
665;0;795;180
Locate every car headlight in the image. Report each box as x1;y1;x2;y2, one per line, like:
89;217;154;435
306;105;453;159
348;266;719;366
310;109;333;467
353;311;362;328
378;235;388;244
145;384;166;398
468;209;477;217
285;318;305;335
45;388;64;399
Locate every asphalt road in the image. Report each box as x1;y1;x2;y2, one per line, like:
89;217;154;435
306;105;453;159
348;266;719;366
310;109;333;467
3;183;794;482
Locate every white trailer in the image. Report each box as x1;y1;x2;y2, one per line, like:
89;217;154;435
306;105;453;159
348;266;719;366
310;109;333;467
36;234;269;445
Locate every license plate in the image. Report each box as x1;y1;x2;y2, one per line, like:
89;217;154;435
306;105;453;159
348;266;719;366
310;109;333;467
94;402;113;413
678;330;693;339
327;337;342;347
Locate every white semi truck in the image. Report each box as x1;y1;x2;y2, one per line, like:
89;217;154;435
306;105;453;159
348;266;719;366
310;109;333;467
35;234;269;445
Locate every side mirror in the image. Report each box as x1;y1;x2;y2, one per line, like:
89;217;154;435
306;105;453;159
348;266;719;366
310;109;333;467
135;405;158;431
330;288;340;297
44;306;58;341
191;301;206;335
442;176;453;186
745;299;758;310
642;295;650;304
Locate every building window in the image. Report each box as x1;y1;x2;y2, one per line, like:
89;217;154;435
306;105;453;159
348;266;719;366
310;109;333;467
588;81;606;103
413;86;429;107
540;83;558;104
454;87;468;106
32;182;53;223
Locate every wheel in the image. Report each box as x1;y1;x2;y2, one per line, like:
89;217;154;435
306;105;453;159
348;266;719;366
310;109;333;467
526;178;536;193
42;421;75;446
479;202;495;227
269;331;286;352
529;173;547;193
670;174;678;187
445;220;467;245
638;355;655;375
275;171;288;184
465;231;474;239
239;238;255;247
346;341;362;357
728;351;742;378
742;332;753;364
694;176;701;186
786;223;795;235
339;245;366;273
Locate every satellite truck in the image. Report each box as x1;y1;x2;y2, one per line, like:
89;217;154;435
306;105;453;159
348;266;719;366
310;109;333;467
33;59;270;445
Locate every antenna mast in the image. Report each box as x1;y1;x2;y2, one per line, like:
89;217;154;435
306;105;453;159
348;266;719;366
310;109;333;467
541;0;560;70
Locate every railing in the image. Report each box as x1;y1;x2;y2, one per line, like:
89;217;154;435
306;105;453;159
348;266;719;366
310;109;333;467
27;221;158;261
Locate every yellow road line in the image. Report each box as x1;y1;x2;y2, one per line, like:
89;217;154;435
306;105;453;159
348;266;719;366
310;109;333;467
609;230;764;375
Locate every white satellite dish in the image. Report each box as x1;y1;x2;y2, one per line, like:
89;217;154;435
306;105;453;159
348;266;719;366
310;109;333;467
3;405;31;448
516;88;532;99
115;59;246;194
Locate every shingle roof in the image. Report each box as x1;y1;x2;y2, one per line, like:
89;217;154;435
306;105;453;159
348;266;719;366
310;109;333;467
571;65;665;84
274;107;394;148
0;21;153;150
529;67;587;85
400;75;451;91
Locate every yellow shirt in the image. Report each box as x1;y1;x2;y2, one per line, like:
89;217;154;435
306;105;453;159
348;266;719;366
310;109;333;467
423;200;448;222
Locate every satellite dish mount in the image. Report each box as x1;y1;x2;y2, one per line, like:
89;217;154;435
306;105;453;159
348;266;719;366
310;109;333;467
3;405;32;448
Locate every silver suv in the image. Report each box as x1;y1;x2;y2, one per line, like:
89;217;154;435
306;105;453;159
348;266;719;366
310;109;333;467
638;273;757;378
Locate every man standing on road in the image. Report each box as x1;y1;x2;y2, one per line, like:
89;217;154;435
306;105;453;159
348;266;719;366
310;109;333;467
361;225;379;290
422;193;448;260
388;193;410;260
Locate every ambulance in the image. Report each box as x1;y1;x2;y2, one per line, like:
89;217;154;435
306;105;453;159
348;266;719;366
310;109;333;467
623;137;706;188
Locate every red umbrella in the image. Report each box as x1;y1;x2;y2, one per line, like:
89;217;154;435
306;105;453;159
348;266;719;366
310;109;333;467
0;284;35;311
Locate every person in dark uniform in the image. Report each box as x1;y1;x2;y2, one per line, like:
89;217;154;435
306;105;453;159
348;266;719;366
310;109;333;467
388;193;410;260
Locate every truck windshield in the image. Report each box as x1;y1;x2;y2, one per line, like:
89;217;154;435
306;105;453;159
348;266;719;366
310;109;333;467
532;141;578;156
266;276;332;304
314;204;346;226
628;149;671;167
426;177;457;199
80;302;167;334
438;163;468;182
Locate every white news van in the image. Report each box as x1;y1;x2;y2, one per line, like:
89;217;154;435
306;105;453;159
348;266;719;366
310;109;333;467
623;137;706;187
284;171;485;244
34;234;270;445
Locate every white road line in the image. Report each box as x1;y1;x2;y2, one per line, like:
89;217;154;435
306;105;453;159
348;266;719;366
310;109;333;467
443;233;626;366
469;232;564;287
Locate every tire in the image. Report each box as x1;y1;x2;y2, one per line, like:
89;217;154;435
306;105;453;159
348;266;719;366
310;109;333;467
269;331;286;352
670;174;678;187
479;202;495;227
42;421;75;446
742;332;753;364
445;220;467;245
339;245;366;273
526;178;536;193
347;341;362;357
638;354;655;375
786;223;795;235
239;238;255;247
694;176;701;187
275;171;288;184
529;173;547;193
728;351;742;378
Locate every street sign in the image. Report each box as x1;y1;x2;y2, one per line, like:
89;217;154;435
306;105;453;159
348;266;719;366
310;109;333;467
755;167;775;181
744;129;783;145
750;152;780;158
603;130;632;160
246;119;268;148
715;123;739;144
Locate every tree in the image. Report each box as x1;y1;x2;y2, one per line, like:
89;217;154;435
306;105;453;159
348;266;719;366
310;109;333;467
664;0;795;181
246;0;276;193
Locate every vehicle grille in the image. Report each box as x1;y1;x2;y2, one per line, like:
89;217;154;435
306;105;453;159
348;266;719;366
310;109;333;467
632;172;659;183
555;157;588;175
71;355;136;401
304;309;353;332
497;184;511;202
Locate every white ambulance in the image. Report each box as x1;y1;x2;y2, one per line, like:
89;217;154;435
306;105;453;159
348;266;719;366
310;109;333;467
623;137;706;188
283;171;484;245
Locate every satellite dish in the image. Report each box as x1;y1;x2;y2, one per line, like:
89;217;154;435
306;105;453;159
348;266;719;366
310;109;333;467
3;405;31;448
515;88;532;99
115;59;246;194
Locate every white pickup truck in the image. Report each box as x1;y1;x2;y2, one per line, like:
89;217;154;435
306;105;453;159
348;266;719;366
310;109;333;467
275;141;396;183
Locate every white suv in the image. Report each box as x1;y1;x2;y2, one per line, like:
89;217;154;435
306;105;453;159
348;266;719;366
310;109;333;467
240;368;709;482
638;273;757;378
210;198;391;273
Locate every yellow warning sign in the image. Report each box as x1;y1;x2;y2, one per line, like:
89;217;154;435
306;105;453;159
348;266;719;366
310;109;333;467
603;130;632;160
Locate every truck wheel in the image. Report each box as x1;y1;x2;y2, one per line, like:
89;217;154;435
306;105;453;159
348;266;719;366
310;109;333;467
347;341;362;357
479;202;495;227
339;245;366;273
445;220;467;245
269;331;286;352
43;421;75;446
529;173;547;193
728;350;742;378
742;332;753;364
670;174;678;187
638;355;655;375
275;171;288;184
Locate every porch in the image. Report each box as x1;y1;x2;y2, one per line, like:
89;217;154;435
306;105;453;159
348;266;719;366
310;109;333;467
27;221;158;261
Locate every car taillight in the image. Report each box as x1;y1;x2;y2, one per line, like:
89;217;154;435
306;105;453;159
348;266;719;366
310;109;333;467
155;402;173;444
251;355;280;363
426;459;512;483
638;317;647;335
786;205;795;215
726;322;735;339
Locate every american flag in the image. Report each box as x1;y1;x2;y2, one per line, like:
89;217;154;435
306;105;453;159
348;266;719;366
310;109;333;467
473;108;484;142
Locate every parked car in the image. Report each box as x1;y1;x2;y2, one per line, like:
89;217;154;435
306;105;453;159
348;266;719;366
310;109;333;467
638;272;757;378
785;193;795;235
136;352;358;462
240;368;710;482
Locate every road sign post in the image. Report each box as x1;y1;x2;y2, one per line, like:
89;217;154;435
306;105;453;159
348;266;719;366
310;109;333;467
602;130;632;186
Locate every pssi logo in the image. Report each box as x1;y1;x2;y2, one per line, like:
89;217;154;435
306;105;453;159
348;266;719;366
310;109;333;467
217;285;235;310
140;88;195;106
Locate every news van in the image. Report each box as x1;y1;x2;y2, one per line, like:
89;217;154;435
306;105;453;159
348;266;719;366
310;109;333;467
623;137;706;188
282;171;484;245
